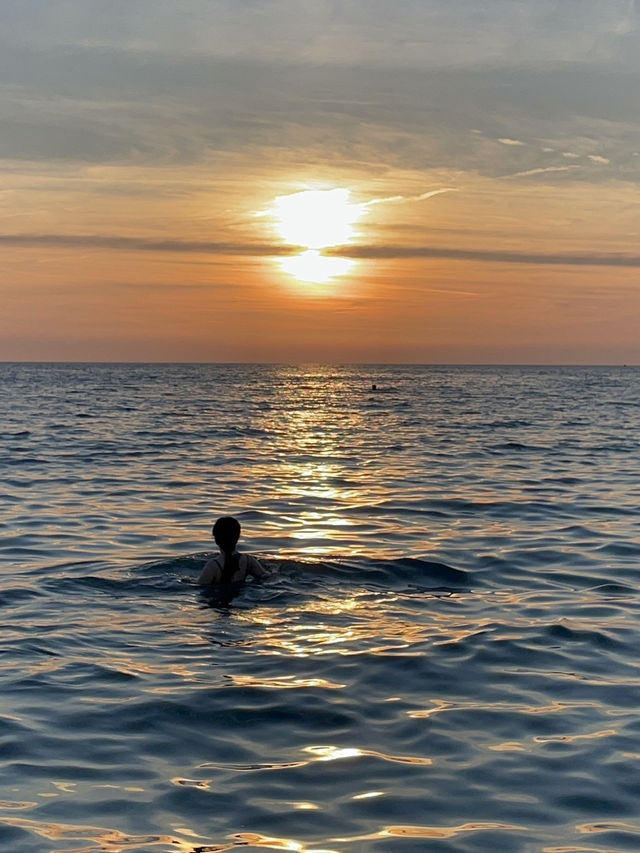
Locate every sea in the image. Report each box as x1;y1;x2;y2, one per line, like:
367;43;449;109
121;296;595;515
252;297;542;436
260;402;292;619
1;363;640;853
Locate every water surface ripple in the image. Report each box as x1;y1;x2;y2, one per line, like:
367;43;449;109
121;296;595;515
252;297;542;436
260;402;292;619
1;364;640;852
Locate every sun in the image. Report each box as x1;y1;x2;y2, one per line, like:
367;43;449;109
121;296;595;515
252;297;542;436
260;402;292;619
279;250;355;284
268;188;363;285
272;188;363;250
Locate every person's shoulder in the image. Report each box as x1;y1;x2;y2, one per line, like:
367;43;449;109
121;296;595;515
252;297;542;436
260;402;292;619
198;555;222;584
245;554;271;578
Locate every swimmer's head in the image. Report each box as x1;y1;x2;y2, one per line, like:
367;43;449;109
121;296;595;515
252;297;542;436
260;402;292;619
213;516;241;554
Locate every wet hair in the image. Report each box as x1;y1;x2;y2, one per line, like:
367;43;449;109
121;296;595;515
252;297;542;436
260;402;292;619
213;517;241;583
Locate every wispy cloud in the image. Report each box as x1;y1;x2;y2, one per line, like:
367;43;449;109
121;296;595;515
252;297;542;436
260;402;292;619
498;138;525;146
5;232;640;268
364;188;458;207
330;245;640;268
0;234;292;256
502;165;580;179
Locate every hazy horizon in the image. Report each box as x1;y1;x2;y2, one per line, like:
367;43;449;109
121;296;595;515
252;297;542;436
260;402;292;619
2;360;638;368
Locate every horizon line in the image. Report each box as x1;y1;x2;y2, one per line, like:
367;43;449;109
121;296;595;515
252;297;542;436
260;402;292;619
1;360;638;367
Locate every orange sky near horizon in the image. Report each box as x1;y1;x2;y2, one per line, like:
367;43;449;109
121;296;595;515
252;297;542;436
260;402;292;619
2;2;640;363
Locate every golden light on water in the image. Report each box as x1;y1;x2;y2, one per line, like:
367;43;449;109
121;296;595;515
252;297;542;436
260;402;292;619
270;188;363;286
303;745;432;766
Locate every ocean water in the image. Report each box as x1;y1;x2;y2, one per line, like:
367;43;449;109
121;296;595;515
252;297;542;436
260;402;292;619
1;363;640;853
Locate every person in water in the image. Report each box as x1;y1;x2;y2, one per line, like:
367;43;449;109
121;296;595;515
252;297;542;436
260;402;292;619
198;516;270;585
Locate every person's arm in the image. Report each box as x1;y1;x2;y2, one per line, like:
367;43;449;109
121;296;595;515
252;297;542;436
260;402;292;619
198;558;221;585
246;555;271;579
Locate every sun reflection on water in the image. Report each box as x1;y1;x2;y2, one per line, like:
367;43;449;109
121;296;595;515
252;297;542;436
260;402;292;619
228;674;346;689
240;585;462;661
0;813;527;853
253;387;386;558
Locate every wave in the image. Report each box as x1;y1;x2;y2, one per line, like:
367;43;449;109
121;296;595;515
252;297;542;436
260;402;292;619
28;554;471;604
135;553;471;593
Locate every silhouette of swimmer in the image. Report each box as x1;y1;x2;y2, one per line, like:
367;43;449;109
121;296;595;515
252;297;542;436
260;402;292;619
198;516;270;585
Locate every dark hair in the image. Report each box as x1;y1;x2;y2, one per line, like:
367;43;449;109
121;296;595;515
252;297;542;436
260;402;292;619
213;517;241;583
213;516;241;552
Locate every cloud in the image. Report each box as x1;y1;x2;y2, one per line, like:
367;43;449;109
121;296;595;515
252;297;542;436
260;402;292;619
364;188;458;207
1;32;639;180
3;0;639;70
502;165;580;178
0;233;292;255
4;232;640;268
333;244;640;267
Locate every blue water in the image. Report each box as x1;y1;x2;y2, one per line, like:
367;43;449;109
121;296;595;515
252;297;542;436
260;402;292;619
2;363;640;852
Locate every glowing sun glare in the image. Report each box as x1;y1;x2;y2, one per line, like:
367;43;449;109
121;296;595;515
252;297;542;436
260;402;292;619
279;250;355;284
273;188;362;249
271;188;362;285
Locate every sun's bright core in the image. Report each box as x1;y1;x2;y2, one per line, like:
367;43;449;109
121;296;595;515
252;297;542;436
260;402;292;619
273;188;362;250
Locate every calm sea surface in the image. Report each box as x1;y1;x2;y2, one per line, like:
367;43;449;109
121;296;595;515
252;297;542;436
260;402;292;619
1;363;640;852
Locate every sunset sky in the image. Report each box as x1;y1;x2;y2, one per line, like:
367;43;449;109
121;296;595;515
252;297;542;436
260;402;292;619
2;0;640;363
